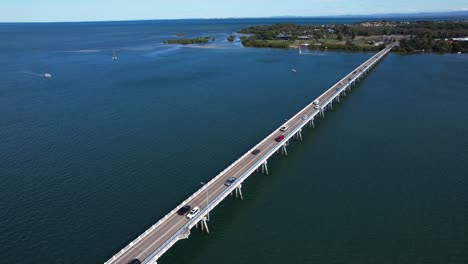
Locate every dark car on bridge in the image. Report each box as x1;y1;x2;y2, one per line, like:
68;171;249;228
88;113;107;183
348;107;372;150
225;177;237;186
251;149;261;155
177;205;191;216
275;135;285;142
128;259;141;264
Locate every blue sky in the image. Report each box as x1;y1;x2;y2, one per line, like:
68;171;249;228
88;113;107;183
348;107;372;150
1;0;467;22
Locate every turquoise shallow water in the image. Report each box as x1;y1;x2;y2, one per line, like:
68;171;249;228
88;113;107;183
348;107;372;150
0;19;467;263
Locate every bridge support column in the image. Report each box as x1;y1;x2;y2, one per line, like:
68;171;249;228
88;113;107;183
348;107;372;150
309;118;315;128
200;216;210;234
337;95;340;103
235;184;243;200
329;102;333;110
296;129;303;141
320;109;325;118
261;161;269;175
281;144;288;156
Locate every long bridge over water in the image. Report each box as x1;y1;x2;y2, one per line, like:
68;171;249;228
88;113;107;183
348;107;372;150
105;47;392;264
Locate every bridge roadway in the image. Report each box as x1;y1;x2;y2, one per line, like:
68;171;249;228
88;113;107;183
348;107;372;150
105;47;392;264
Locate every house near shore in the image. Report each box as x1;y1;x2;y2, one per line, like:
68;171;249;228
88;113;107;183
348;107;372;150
276;33;292;40
447;37;468;42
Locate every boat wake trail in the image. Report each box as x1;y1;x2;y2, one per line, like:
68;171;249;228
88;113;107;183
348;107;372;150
146;46;181;58
22;71;52;78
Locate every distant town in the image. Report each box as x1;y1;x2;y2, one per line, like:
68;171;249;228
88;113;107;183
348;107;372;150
166;20;468;53
238;20;468;53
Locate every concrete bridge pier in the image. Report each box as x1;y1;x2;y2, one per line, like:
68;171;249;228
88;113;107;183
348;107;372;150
296;129;303;141
309;118;315;128
281;144;288;156
234;184;243;200
320;108;325;118
199;216;210;234
261;160;269;175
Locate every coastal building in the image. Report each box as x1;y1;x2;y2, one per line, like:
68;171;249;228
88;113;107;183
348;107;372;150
449;37;468;42
276;33;292;40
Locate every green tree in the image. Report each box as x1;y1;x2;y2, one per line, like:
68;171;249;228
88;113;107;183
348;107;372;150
452;41;462;52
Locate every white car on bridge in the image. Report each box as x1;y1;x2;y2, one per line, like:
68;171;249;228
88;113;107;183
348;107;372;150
186;207;200;219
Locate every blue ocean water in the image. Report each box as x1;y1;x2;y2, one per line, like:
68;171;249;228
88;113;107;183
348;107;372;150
0;19;467;263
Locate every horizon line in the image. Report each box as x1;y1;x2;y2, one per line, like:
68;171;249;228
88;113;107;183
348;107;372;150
1;10;467;24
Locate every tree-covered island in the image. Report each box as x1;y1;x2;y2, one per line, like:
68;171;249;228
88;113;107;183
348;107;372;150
238;20;468;53
164;36;214;45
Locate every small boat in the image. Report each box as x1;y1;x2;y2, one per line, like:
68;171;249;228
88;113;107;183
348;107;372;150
44;73;52;78
290;65;297;73
112;49;118;60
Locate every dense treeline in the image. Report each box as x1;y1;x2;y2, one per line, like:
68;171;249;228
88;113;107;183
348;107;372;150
310;42;383;52
240;36;290;48
240;21;468;40
350;21;468;38
165;36;212;45
239;21;468;53
394;38;468;52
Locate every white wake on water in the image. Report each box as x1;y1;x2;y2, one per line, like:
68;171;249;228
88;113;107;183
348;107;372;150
22;71;52;78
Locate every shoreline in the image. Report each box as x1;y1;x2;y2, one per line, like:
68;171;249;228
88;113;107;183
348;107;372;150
237;20;468;54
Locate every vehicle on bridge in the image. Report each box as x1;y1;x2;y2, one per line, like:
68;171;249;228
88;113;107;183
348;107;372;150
314;105;320;110
280;125;289;131
275;135;285;142
128;259;141;264
251;149;261;155
313;99;319;105
302;115;308;120
224;177;237;186
177;205;191;216
187;207;200;219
